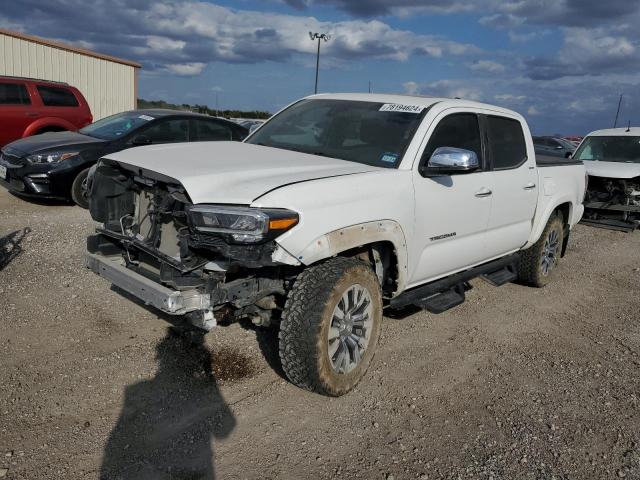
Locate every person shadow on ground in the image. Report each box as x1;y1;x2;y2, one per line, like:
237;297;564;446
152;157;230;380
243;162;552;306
100;327;236;480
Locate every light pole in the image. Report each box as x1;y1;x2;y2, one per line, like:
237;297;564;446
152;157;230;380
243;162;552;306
309;32;330;94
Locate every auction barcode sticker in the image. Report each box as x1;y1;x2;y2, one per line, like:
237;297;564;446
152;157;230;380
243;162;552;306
379;103;424;114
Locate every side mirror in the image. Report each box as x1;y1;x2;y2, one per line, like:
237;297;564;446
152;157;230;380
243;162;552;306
565;151;572;159
131;135;152;146
423;147;479;176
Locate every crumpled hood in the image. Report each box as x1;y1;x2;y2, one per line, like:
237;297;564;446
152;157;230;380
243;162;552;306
585;160;640;179
103;141;380;204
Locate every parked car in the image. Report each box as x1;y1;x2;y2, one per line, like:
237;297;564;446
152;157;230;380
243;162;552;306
0;109;248;208
0;76;93;148
564;136;583;147
533;136;575;158
573;127;640;231
238;119;265;133
85;93;586;396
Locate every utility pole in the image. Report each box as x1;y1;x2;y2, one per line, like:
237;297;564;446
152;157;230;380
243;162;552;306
613;93;623;128
368;81;372;93
309;32;330;94
215;92;219;117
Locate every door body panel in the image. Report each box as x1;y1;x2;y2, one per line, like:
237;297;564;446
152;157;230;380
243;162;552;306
484;115;538;257
484;164;537;257
0;80;31;147
409;171;494;286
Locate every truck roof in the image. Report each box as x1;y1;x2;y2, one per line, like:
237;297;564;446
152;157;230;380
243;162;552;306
307;93;522;118
586;127;640;137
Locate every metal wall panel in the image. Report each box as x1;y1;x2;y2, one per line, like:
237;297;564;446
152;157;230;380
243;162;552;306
0;33;137;121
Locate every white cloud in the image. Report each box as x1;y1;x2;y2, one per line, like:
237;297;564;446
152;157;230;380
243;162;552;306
470;60;506;73
508;29;550;43
494;94;526;103
527;106;540;115
403;79;482;101
165;62;206;76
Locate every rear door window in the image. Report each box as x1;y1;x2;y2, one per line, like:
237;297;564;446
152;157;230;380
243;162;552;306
37;85;79;107
486;116;527;170
0;83;31;105
143;119;189;143
192;119;233;141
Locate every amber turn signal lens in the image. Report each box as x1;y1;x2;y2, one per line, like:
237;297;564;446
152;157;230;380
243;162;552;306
269;218;298;230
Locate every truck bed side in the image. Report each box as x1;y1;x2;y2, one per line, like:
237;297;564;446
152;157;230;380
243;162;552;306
526;156;585;248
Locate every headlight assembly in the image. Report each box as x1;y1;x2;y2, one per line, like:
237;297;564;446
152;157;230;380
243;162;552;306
27;152;80;164
188;205;298;243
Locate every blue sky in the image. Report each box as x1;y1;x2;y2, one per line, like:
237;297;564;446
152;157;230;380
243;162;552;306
3;0;640;135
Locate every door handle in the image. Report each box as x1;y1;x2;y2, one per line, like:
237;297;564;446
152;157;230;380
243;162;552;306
474;188;492;198
523;183;536;190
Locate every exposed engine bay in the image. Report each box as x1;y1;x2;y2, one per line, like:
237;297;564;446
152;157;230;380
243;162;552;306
582;176;640;231
86;160;301;330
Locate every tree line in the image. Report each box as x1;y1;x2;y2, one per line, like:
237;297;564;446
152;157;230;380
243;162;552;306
137;98;271;119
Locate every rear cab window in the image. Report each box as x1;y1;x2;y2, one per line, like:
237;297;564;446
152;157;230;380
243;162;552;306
0;82;31;105
486;116;527;170
36;85;79;107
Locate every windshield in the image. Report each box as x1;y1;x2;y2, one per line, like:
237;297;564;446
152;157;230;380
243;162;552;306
80;111;157;140
573;135;640;163
246;99;426;168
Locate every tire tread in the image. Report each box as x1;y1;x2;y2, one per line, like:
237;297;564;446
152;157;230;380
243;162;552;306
279;257;378;396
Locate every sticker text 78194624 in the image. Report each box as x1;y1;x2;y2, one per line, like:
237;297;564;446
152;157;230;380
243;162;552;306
379;103;424;114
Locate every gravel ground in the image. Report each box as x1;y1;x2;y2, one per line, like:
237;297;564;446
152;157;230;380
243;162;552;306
1;188;639;480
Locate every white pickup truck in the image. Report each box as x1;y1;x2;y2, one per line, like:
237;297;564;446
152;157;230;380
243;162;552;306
86;93;586;396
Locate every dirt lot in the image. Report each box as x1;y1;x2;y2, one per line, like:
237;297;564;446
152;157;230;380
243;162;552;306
1;188;639;480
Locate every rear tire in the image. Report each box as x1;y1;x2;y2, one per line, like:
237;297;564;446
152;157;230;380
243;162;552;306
518;214;564;287
71;167;91;209
279;257;383;396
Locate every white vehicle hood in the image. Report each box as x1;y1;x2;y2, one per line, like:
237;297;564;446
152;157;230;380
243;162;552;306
584;160;640;179
104;142;380;204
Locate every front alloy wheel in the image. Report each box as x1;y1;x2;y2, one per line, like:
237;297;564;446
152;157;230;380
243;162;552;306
279;257;383;396
328;284;374;374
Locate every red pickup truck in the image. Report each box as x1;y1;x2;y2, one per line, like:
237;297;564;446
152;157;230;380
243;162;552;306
0;76;93;148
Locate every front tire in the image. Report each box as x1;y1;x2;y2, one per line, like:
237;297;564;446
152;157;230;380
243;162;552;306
71;167;91;209
279;257;383;396
518;214;564;287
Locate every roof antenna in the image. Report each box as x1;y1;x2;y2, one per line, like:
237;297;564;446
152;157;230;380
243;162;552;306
627;120;631;132
613;93;623;128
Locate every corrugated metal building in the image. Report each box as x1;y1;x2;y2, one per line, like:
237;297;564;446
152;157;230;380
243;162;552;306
0;29;140;120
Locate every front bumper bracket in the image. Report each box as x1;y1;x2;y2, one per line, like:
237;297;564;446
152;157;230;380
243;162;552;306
85;253;211;315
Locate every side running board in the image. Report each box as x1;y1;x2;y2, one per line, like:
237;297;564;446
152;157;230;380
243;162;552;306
480;263;517;286
390;254;520;313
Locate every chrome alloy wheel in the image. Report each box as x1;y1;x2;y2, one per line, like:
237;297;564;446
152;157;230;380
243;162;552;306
328;284;374;374
80;176;89;201
540;228;560;276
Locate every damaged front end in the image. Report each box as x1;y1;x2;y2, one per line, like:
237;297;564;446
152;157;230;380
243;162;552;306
582;176;640;232
86;160;301;330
